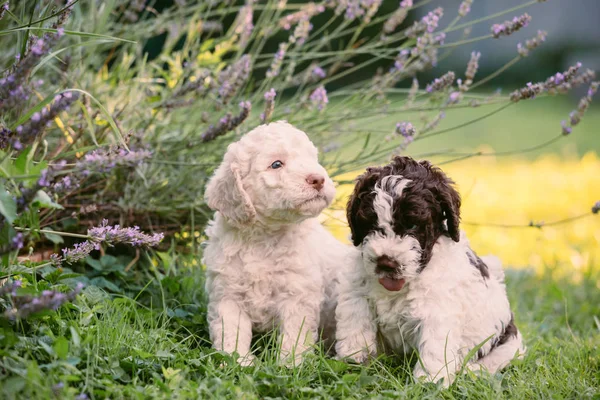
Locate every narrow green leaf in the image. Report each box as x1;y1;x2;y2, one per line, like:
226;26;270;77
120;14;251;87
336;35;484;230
31;39;117;77
43;229;64;244
53;336;69;360
1;27;136;44
14;148;32;175
67;88;129;149
0;187;18;224
69;326;81;349
32;190;64;210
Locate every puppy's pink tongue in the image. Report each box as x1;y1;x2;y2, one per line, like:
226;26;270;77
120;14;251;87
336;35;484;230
378;277;405;291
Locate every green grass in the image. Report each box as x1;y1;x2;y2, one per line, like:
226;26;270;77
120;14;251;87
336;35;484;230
2;264;598;399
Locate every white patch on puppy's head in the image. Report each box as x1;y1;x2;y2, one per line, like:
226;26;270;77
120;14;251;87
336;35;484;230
364;176;421;290
373;175;412;235
205;121;336;227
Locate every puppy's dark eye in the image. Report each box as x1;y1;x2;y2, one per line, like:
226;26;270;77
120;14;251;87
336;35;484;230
270;160;284;169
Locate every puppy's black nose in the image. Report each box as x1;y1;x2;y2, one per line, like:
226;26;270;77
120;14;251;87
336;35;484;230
375;255;400;273
306;174;325;191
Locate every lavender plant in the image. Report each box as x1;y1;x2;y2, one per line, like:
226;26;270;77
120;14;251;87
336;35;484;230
0;0;598;272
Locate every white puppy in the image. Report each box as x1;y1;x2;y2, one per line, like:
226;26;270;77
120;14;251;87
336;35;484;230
335;156;525;386
203;121;350;366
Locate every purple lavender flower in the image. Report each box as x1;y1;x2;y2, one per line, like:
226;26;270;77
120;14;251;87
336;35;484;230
559;81;599;135
11;233;24;250
405;31;443;73
458;0;473;17
9;92;79;149
343;0;364;20
3;283;84;320
383;1;411;34
550;69;596;94
53;176;79;193
422;7;442;33
200;101;252;143
0;126;10;149
75;394;89;400
510;63;582;102
38;169;51;187
233;4;253;48
491;13;531;38
59;241;99;265
264;88;276;102
76;148;152;175
262;88;277;123
51;0;75;30
517;30;547;57
592;201;600;214
406;7;443;38
390;49;410;73
52;220;164;267
329;0;382;22
447;91;462;105
0;2;8;21
217;55;251;105
291;18;313;46
279;3;325;30
0;29;69;115
309;86;329;111
395;121;416;138
266;43;288;78
312;66;326;79
88;219;164;247
0;280;21;297
561;120;572;135
362;0;382;23
426;71;455;93
462;51;481;89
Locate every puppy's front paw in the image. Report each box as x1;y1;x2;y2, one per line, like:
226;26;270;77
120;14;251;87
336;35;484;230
335;334;376;364
237;353;256;367
413;364;430;381
413;364;453;388
279;348;313;368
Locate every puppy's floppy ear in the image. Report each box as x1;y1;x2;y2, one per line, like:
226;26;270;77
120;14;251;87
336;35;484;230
204;142;256;225
346;168;381;246
432;169;461;242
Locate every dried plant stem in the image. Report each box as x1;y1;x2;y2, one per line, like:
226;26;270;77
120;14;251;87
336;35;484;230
14;227;90;239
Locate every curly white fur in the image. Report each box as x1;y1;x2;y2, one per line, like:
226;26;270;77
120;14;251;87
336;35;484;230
336;232;526;385
336;171;525;386
202;121;351;366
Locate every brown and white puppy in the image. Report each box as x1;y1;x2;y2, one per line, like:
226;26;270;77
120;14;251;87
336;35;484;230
335;156;525;386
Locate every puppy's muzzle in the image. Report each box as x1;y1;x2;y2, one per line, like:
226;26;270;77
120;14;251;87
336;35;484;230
375;255;406;292
375;255;400;274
